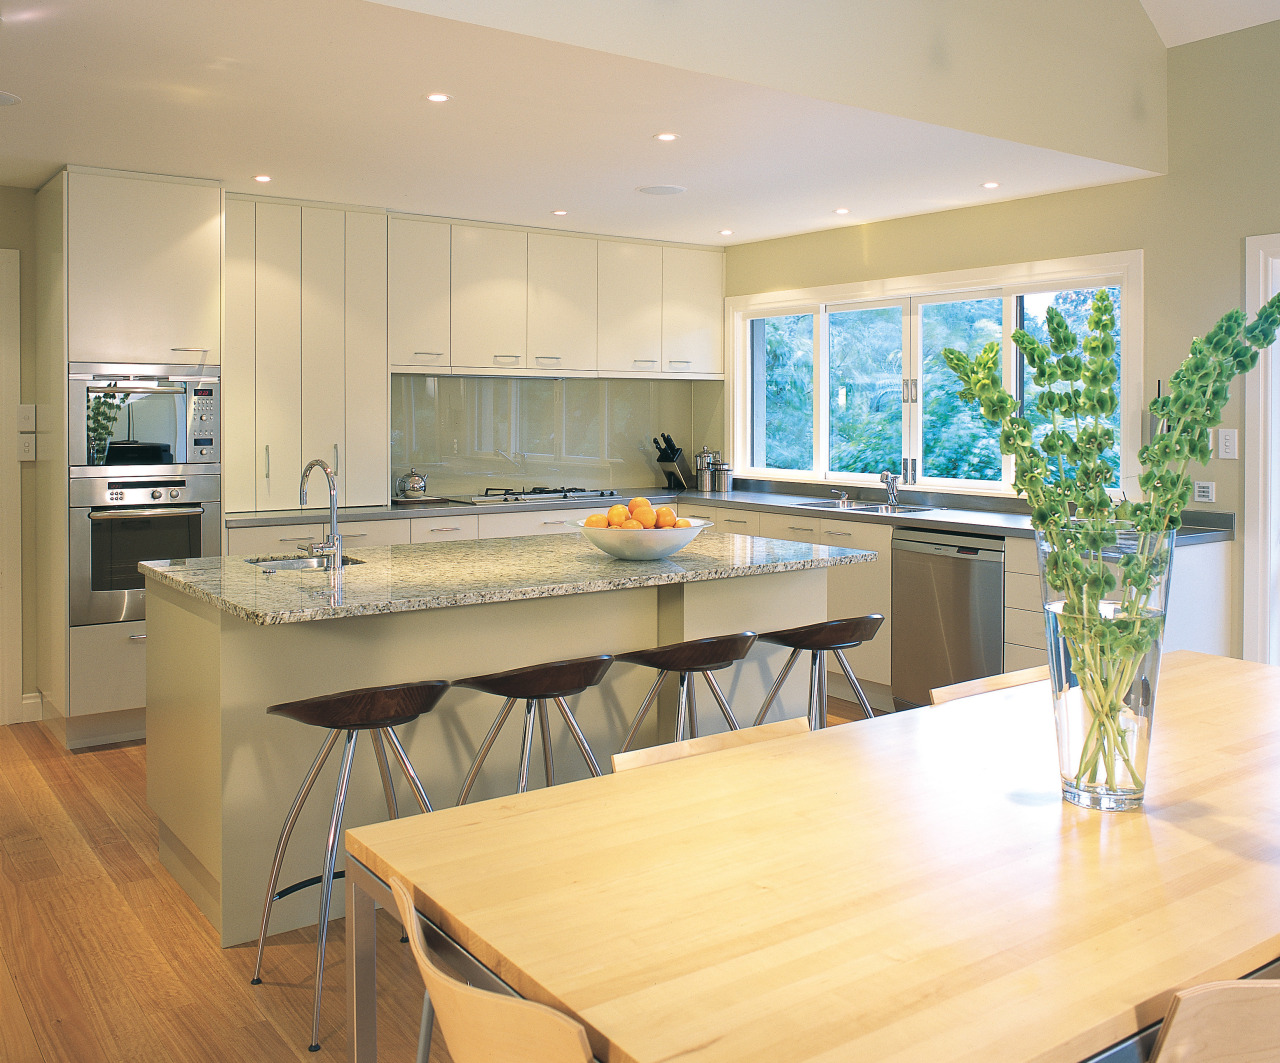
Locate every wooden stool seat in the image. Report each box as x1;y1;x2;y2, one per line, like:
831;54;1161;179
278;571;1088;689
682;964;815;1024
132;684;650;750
756;615;884;729
252;678;445;1053
617;632;757;674
455;655;613;805
268;679;449;730
617;632;756;757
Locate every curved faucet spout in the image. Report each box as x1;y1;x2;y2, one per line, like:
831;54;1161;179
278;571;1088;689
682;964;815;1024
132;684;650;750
299;458;342;568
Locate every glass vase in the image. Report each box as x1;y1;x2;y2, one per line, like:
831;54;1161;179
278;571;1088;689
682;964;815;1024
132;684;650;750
1035;520;1176;812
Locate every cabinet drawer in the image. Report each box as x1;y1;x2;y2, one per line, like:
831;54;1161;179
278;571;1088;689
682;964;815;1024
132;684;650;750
338;519;411;548
226;523;324;556
70;621;147;716
1004;643;1048;671
710;510;760;535
411;514;479;543
1005;536;1039;575
1004;606;1045;650
1006;571;1041;612
758;512;820;543
478;507;598;539
677;504;720;524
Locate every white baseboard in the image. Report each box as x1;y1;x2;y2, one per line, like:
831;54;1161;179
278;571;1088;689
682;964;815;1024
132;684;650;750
2;692;42;726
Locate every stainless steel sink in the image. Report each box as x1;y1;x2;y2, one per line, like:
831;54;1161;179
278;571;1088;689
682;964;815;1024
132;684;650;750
796;501;932;514
247;556;365;571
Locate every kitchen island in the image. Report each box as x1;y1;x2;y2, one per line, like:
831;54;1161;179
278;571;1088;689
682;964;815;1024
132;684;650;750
140;531;872;945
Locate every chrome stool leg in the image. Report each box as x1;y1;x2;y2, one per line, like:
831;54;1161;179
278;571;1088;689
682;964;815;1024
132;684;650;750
382;726;432;813
832;648;876;719
309;729;359;1052
251;729;342;986
807;651;823;731
516;699;538;793
619;670;668;752
370;729;399;819
553;696;602;776
537;700;555;787
755;647;803;726
686;675;699;739
674;672;691;741
457;697;518;805
703;671;741;731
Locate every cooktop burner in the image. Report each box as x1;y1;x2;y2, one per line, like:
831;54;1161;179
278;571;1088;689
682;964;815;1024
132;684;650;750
472;487;621;504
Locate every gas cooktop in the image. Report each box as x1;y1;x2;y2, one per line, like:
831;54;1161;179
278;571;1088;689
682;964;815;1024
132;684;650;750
470;487;621;505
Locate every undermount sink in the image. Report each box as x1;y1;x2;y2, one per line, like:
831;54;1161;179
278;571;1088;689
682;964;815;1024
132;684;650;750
796;501;933;514
247;555;365;572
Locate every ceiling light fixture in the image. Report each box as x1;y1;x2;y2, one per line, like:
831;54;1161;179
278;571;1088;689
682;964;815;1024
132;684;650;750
254;175;272;183
833;208;850;215
654;132;679;141
551;210;568;216
982;181;1000;189
638;185;686;196
426;93;451;103
0;91;19;106
719;230;734;236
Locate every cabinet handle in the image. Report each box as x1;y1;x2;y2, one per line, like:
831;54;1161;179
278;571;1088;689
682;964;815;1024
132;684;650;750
277;535;315;543
669;360;692;366
128;633;147;640
542;520;567;525
170;348;210;354
788;526;815;532
413;351;444;359
344;533;367;539
535;355;562;363
633;359;658;365
333;443;339;475
493;354;521;362
265;444;270;479
826;531;852;538
724;518;747;525
426;526;460;532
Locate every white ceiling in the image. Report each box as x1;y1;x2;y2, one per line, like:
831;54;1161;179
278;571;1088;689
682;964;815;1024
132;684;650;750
0;0;1273;246
1137;0;1280;46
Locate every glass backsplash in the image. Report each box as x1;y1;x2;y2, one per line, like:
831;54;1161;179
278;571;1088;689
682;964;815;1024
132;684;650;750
391;374;696;497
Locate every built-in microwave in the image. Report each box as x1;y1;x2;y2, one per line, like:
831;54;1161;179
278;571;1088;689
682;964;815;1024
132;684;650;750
68;361;220;473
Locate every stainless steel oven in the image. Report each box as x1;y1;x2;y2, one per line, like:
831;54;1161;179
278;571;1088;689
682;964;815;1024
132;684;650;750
69;474;221;626
68;361;220;473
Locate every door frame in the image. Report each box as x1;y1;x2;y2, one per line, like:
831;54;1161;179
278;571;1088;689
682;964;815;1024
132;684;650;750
1;249;22;722
1242;234;1280;663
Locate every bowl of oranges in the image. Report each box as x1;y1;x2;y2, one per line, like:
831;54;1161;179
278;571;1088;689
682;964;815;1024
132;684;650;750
577;497;710;561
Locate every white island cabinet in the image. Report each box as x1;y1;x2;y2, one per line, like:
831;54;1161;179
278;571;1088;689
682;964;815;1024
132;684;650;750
141;533;872;945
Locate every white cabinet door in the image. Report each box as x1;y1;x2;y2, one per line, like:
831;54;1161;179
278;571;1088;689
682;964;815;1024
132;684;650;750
758;511;822;544
598;241;663;374
388;216;450;370
66;171;221;364
339;518;410;548
226;523;324;556
222;198;257;515
821;518;892;686
301;207;347;507
708;508;760;536
344;212;389;506
528;233;597;373
661;246;724;376
477;507;599;539
410;514;479;543
451;225;527;371
254;203;302;510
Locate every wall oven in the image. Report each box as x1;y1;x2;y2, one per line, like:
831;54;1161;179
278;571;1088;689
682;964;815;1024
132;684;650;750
68;361;220;472
69;473;221;627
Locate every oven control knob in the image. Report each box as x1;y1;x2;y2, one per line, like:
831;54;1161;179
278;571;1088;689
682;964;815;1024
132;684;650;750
151;490;162;500
169;489;180;499
199;448;209;455
200;414;208;421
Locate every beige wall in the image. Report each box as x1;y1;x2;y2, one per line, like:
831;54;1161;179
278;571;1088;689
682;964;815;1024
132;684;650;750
725;22;1280;656
0;186;37;694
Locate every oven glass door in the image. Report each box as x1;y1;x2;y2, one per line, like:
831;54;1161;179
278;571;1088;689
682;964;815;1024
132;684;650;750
85;383;185;466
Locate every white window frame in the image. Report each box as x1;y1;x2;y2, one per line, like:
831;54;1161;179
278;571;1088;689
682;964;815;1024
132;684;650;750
726;250;1144;498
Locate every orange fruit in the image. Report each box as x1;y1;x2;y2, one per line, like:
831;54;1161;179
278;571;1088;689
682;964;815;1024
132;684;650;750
620;518;644;530
584;513;609;529
628;496;652;514
673;517;692;528
654;506;676;528
632;506;657;529
607;503;631;527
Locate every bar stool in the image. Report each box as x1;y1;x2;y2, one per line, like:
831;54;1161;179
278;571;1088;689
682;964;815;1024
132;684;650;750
455;655;612;805
250;678;449;1053
616;632;757;755
754;615;884;729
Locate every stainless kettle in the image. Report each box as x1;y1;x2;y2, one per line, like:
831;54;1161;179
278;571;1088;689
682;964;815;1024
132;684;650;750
395;467;428;497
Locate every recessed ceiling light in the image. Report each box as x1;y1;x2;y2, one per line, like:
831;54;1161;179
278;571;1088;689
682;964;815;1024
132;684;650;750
982;181;1000;189
426;93;451;103
551;210;568;216
833;208;850;215
637;185;686;196
719;230;734;236
653;132;679;141
254;175;272;183
0;91;20;106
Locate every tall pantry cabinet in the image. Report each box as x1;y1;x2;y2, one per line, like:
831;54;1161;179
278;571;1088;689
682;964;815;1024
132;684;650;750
223;198;390;513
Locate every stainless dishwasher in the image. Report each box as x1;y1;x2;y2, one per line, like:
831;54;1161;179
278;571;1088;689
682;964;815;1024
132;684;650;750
891;528;1005;708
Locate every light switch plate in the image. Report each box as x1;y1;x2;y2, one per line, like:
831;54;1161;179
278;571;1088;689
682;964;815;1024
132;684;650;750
1194;481;1215;503
18;433;36;461
1219;428;1239;459
17;403;35;432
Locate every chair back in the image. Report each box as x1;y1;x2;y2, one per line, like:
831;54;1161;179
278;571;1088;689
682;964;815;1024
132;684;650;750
389;878;595;1063
611;716;810;772
1149;979;1280;1061
929;665;1049;705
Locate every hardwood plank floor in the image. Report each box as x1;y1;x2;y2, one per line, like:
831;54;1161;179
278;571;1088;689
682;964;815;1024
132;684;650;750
0;722;441;1063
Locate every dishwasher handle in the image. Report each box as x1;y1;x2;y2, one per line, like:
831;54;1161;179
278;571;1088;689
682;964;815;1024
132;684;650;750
892;533;1004;565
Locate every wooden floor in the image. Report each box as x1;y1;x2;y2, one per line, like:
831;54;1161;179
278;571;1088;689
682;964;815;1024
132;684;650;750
0;702;868;1062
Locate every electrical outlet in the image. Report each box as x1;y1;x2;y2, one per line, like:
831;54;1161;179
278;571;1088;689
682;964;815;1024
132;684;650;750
18;433;36;462
1219;428;1239;459
1194;481;1215;503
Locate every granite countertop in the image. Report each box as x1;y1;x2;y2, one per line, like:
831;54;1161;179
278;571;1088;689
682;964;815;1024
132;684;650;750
141;531;873;626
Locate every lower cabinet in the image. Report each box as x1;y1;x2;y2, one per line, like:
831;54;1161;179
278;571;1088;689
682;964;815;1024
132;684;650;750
820;519;892;686
680;503;760;536
411;514;479;543
1004;537;1048;671
477;507;598;539
225;519;411;555
70;620;147;717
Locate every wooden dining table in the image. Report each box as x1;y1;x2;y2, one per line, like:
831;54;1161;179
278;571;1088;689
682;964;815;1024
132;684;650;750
344;650;1280;1063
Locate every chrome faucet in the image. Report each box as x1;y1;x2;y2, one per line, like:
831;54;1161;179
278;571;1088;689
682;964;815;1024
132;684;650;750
880;470;901;505
299;458;342;569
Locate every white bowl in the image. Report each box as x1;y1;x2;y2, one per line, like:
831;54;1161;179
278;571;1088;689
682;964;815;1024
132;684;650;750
576;517;711;561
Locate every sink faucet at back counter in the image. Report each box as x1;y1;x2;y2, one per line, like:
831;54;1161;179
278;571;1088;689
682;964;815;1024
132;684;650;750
880;471;901;505
299;458;343;569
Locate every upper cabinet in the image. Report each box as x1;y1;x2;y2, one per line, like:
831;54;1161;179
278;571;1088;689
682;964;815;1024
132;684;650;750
388;216;450;373
597;241;662;375
451;224;527;372
527;233;597;374
66;170;221;365
661;247;724;376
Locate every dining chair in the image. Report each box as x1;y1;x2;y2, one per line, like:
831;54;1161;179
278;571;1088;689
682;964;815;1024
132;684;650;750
1148;979;1280;1061
389;877;595;1063
929;664;1050;705
611;715;810;772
